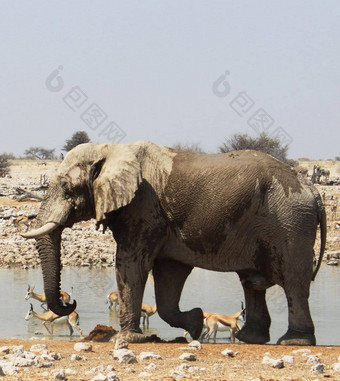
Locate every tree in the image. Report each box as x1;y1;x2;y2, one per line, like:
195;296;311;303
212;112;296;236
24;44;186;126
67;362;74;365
219;132;289;163
24;147;56;160
172;142;205;153
0;154;11;177
62;131;90;152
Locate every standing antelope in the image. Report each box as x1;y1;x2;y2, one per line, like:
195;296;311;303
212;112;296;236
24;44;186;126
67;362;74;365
25;303;83;337
141;303;157;327
25;284;72;310
107;291;119;311
202;309;245;343
184;306;246;343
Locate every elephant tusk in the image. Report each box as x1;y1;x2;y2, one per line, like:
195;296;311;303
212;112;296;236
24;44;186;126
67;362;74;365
21;222;60;239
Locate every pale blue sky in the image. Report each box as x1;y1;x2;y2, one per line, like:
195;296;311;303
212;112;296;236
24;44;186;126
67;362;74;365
1;1;339;159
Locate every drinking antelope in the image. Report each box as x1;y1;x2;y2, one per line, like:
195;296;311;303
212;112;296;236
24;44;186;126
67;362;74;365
25;284;72;310
107;291;119;311
141;303;157;327
25;303;83;337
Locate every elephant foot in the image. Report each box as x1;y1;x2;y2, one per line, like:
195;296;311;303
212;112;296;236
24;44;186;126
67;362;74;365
235;322;270;344
277;329;316;346
183;308;204;340
113;329;147;343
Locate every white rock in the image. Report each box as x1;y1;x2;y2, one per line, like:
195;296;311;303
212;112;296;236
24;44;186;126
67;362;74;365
30;344;48;353
179;352;196;362
262;355;272;365
114;339;129;350
0;347;9;354
251;378;261;381
138;352;162;360
0;361;18;375
71;354;87;361
112;349;137;364
50;352;62;360
145;362;157;370
307;355;321;364
188;366;200;373
262;356;284;368
65;368;78;375
170;370;187;378
90;373;107;381
139;372;152;378
13;357;36;367
292;348;311;354
86;365;106;375
37;361;54;368
107;371;120;381
282;355;294;363
271;359;284;369
74;342;92;352
333;362;340;371
54;369;67;380
106;365;116;372
221;348;234;357
188;340;202;350
40;353;56;361
178;363;189;370
311;363;324;374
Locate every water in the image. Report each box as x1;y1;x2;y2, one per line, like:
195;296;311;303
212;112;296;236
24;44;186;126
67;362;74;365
0;265;338;345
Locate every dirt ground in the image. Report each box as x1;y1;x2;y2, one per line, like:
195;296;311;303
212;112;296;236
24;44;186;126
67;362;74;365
1;338;340;380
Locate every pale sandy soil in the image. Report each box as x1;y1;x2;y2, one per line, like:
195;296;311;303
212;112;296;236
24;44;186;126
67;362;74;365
0;338;340;380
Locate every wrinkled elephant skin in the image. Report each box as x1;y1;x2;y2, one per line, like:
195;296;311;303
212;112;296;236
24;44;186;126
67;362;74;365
23;142;326;345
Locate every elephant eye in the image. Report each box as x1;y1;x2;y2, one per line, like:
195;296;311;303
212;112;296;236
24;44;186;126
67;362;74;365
60;179;72;195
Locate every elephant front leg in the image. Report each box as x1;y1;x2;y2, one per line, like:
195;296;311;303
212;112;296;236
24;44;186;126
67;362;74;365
236;283;271;344
114;259;149;343
153;259;204;340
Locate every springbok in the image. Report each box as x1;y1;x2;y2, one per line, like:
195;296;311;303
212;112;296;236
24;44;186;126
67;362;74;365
25;303;83;337
184;306;246;343
202;309;245;343
141;303;157;327
107;291;119;311
25;284;72;310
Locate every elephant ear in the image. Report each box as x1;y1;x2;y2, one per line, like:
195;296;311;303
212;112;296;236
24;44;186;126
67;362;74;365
92;146;142;222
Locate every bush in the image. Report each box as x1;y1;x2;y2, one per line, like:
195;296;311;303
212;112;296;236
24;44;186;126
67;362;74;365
172;142;205;153
219;132;290;163
0;154;11;177
63;131;90;152
24;147;56;160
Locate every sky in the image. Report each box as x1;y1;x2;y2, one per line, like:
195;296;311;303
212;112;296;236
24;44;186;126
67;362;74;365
1;1;340;159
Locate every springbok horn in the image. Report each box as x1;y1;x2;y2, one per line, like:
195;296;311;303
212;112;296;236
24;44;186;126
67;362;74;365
21;222;59;239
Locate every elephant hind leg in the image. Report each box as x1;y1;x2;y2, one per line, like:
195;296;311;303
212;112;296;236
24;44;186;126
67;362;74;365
236;282;271;344
153;259;203;340
277;277;315;346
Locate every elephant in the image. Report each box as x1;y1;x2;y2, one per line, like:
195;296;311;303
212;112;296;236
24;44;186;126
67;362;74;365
22;141;326;345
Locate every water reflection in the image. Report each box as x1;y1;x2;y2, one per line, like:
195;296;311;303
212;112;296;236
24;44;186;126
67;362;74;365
0;265;338;345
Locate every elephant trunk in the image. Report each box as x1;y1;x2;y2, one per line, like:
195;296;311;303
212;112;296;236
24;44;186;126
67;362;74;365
36;229;76;317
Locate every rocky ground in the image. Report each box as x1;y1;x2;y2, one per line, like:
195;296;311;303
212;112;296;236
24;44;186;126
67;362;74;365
0;160;340;380
0;338;340;380
1;160;339;269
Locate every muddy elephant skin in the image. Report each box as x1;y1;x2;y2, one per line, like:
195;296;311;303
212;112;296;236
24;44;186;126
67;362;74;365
23;142;326;345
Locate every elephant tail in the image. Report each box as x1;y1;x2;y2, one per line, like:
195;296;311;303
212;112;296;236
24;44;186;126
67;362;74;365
312;200;327;281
